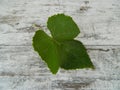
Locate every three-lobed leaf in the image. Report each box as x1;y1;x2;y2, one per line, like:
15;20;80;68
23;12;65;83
32;14;94;74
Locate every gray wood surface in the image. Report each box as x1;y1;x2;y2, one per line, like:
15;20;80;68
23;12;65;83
0;0;120;90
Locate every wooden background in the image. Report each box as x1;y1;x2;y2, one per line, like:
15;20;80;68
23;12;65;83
0;0;120;90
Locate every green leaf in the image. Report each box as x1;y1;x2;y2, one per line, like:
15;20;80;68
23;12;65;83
32;30;60;74
47;14;80;41
32;14;95;74
58;40;94;69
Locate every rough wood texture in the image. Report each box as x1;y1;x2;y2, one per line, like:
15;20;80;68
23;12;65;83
0;0;120;90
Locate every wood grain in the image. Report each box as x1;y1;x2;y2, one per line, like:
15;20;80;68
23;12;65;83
0;0;120;90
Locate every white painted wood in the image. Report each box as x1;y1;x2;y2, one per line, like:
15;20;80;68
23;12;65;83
0;0;120;90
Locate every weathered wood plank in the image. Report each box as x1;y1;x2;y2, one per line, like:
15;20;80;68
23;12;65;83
0;0;120;45
0;46;120;80
0;76;120;90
